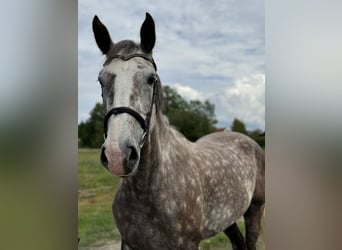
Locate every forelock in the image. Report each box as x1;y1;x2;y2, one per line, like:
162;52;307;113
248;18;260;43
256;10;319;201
108;40;140;57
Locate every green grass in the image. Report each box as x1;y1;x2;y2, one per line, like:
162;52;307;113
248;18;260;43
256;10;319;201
78;148;121;247
200;219;265;250
78;148;265;249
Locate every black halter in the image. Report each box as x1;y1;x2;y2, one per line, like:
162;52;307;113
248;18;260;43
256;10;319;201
104;53;157;71
103;54;158;148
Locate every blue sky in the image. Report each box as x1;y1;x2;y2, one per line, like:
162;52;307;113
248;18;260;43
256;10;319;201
78;0;264;130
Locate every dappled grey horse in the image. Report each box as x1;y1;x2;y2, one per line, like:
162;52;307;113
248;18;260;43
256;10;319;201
92;13;265;250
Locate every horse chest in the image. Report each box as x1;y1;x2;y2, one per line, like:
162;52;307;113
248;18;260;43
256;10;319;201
113;188;203;249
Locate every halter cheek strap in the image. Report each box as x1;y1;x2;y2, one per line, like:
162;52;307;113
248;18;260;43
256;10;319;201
103;54;158;148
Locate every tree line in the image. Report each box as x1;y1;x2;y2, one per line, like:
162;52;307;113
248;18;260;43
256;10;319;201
78;86;264;148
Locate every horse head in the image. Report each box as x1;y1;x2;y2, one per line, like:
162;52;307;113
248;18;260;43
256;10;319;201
93;13;160;176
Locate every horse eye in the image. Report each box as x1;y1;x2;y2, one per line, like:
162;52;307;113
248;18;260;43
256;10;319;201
147;75;157;85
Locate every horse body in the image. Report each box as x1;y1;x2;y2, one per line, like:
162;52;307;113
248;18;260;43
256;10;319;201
92;12;264;250
113;115;263;249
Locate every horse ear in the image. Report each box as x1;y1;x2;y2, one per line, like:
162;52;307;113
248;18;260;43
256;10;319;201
140;13;156;53
92;15;113;55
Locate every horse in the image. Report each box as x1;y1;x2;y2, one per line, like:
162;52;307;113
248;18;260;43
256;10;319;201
92;12;265;250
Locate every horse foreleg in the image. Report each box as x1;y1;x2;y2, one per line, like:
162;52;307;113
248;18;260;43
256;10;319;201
243;202;264;250
224;222;245;250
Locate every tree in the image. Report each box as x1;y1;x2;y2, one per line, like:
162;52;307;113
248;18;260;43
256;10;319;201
163;86;188;113
230;118;265;148
78;103;104;148
188;100;217;128
248;129;265;148
231;118;248;135
163;86;217;141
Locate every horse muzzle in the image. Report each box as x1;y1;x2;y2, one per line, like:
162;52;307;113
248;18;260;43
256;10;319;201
100;143;140;177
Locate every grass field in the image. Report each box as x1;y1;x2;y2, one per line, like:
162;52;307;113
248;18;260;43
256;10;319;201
78;148;264;249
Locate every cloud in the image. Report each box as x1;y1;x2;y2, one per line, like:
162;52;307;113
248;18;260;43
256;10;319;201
215;74;265;129
167;74;265;130
170;83;203;101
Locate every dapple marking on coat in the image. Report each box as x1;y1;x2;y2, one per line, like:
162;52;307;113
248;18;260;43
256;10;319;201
92;12;265;250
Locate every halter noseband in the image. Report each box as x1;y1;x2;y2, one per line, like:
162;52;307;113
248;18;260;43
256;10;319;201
103;54;158;148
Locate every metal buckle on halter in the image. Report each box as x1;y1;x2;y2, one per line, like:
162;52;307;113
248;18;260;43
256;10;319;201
139;131;147;148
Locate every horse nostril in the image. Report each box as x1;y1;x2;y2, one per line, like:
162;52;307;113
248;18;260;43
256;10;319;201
127;146;139;168
100;147;108;169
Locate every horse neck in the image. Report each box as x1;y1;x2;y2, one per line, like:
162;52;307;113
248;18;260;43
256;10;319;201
122;111;184;191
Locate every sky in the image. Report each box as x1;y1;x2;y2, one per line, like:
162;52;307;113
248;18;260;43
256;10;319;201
78;0;264;130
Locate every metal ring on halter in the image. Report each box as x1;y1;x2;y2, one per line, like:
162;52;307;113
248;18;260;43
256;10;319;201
139;131;147;148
